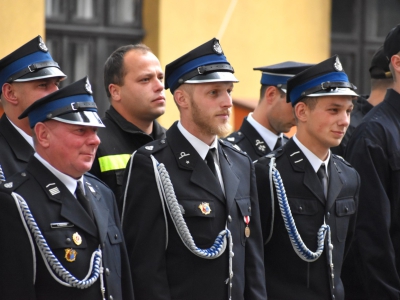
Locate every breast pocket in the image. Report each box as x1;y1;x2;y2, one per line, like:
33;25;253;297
107;225;123;277
335;198;356;242
287;198;319;240
179;199;216;247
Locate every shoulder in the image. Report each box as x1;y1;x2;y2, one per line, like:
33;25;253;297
136;138;168;157
224;131;246;145
0;171;30;193
331;154;355;170
219;138;248;157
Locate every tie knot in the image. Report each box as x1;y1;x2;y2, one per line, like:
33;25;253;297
76;181;85;195
274;137;283;150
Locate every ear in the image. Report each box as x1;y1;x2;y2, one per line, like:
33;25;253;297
264;86;278;105
294;102;308;122
108;84;121;102
1;83;19;105
174;88;190;109
34;122;51;148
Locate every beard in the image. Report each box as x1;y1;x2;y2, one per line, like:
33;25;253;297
190;97;232;138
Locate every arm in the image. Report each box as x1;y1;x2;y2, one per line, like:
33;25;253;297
345;135;400;298
122;153;171;300
0;191;36;299
244;160;268;299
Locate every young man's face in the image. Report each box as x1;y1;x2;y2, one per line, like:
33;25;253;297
300;95;353;151
184;82;233;142
267;87;296;134
117;50;165;122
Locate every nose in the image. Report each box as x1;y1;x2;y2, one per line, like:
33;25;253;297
338;110;350;128
221;91;233;109
154;78;164;93
88;129;101;146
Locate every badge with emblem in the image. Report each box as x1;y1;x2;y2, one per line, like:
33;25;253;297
213;40;223;54
333;56;343;71
198;202;212;215
72;232;82;246
65;248;77;262
4;182;13;188
85;77;93;94
145;146;154;151
244;216;251;237
38;36;48;52
255;139;266;152
227;137;235;142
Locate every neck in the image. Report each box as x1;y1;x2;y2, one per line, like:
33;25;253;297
180;119;216;146
113;105;153;135
296;131;329;161
5;110;32;135
368;88;388;106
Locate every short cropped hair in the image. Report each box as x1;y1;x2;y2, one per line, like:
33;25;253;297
103;44;151;98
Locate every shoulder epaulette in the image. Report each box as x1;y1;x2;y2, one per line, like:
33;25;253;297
137;138;168;156
219;138;246;155
332;153;353;168
0;171;29;192
224;131;245;144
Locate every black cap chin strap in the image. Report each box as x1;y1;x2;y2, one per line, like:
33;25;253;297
46;102;98;119
301;81;357;97
6;61;61;83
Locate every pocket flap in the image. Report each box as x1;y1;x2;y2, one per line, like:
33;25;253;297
288;198;318;215
107;225;123;244
235;198;252;217
336;198;356;217
178;199;215;218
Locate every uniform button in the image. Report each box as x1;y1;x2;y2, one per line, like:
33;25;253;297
103;242;106;247
66;238;71;244
332;295;335;299
345;206;349;213
299;206;303;211
160;139;165;144
327;212;330;219
114;234;118;240
248;207;251;212
228;215;232;222
238;132;242;136
105;268;110;276
109;296;113;300
21;172;26;177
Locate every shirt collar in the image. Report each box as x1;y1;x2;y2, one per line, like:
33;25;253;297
34;152;84;196
247;113;283;151
293;134;330;175
8;116;34;149
177;121;219;160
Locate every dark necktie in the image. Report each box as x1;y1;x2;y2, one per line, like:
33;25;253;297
317;163;328;199
274;136;283;150
76;181;94;220
205;148;218;178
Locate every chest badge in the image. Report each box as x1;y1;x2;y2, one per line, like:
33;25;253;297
198;202;211;215
72;232;82;246
65;248;77;262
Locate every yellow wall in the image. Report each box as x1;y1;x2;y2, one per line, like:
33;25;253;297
0;0;45;57
143;0;332;128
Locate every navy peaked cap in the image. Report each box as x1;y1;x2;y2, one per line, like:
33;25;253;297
165;38;238;93
0;36;66;91
253;61;314;91
286;55;358;106
19;76;104;128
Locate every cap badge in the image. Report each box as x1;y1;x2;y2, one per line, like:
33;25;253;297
4;182;13;189
334;56;343;71
38;36;48;52
72;232;82;246
65;248;77;262
198;202;212;215
85;78;93;94
213;41;223;54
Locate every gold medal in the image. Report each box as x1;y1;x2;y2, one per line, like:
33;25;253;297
72;232;82;246
198;202;211;215
245;226;250;238
65;248;77;262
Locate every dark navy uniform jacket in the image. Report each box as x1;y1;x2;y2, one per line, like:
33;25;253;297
225;117;288;161
90;106;166;210
255;138;359;300
122;121;266;300
0;114;34;180
0;156;134;300
342;89;400;299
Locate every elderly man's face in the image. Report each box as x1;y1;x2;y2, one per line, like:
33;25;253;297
37;120;100;179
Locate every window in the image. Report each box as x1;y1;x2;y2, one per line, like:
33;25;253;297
45;0;144;116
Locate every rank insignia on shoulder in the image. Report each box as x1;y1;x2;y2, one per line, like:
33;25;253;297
3;182;13;188
227;137;235;142
65;248;77;262
145;146;154;151
72;232;82;246
198;202;211;215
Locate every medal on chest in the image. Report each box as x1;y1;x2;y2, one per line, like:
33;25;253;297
244;216;250;237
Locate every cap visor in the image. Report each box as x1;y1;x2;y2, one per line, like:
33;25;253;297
185;72;239;84
52;111;105;127
13;67;67;82
307;88;358;98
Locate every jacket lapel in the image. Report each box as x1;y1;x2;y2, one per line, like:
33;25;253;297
326;158;344;211
167;123;225;202
84;179;109;243
240;118;272;156
285;140;326;205
218;144;239;210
